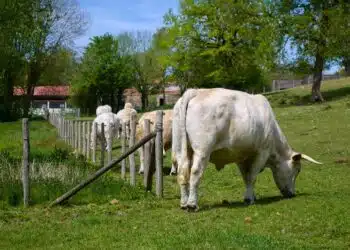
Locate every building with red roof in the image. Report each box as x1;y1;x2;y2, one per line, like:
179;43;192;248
13;85;70;109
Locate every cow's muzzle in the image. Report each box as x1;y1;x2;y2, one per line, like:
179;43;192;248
280;188;296;199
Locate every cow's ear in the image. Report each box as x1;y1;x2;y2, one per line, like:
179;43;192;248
292;152;302;162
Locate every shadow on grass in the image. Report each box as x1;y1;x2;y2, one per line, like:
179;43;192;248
269;86;350;108
200;192;311;211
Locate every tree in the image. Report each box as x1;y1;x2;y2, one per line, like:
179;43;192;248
39;47;79;85
278;1;350;101
119;30;163;110
70;33;135;114
159;0;280;93
21;0;89;116
0;0;35;121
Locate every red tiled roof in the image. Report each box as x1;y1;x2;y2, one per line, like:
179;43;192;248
14;86;70;96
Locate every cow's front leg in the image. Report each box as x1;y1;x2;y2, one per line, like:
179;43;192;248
238;152;268;205
186;154;208;212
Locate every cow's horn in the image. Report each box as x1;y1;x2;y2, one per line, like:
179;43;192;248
301;154;323;164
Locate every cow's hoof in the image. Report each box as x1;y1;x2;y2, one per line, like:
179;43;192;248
180;205;187;210
186;204;199;212
244;198;255;206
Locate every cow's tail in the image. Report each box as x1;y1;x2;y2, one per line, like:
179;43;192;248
177;88;198;185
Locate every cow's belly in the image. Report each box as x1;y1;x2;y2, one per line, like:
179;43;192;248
209;147;256;170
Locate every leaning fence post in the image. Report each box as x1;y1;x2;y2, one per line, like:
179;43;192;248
22;118;30;207
121;122;127;180
155;110;163;197
143;119;152;190
100;123;105;168
92;122;97;163
129;112;137;186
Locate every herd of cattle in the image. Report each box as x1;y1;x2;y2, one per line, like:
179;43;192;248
91;88;323;211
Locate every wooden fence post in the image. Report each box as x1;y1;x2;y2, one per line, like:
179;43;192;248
155;110;163;197
129;112;137;186
77;121;81;155
92;122;97;163
22;118;30;207
82;121;86;157
70;120;73;146
87;122;91;160
74;121;78;156
121;122;127;180
100;123;105;168
143;119;152;190
64;119;67;143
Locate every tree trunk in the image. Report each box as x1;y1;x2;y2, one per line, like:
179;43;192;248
110;89;114;112
116;88;124;111
3;70;14;121
344;58;350;76
311;53;325;102
141;91;148;110
23;62;40;117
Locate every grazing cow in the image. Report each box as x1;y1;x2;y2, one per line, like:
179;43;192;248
172;88;322;211
90;112;119;152
136;109;175;175
115;102;137;139
96;105;112;116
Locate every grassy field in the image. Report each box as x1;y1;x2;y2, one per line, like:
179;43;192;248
1;78;350;249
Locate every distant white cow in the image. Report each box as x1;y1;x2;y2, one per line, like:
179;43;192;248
115;102;137;139
136;109;175;175
172;88;322;211
96;105;112;116
90;112;119;152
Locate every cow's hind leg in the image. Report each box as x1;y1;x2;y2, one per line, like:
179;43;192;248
138;145;144;174
186;153;209;212
238;151;269;205
177;157;192;209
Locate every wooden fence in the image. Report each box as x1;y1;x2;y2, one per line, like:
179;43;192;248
271;73;342;91
21;110;166;207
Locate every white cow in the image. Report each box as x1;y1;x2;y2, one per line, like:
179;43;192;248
96;105;112;116
90;112;119;152
172;88;322;211
114;102;137;139
136;109;175;175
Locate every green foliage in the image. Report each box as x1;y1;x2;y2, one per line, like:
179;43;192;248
276;1;350;100
70;33;135;114
157;0;280;92
0;0;88;119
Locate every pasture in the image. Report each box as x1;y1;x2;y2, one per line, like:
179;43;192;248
1;78;350;249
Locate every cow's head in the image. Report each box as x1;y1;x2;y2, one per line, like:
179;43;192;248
271;152;322;198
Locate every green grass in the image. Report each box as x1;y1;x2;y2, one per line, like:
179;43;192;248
1;78;350;249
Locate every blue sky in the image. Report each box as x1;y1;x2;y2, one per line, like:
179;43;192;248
74;0;179;49
74;0;339;73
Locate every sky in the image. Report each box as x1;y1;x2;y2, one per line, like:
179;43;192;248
74;0;339;74
74;0;179;50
